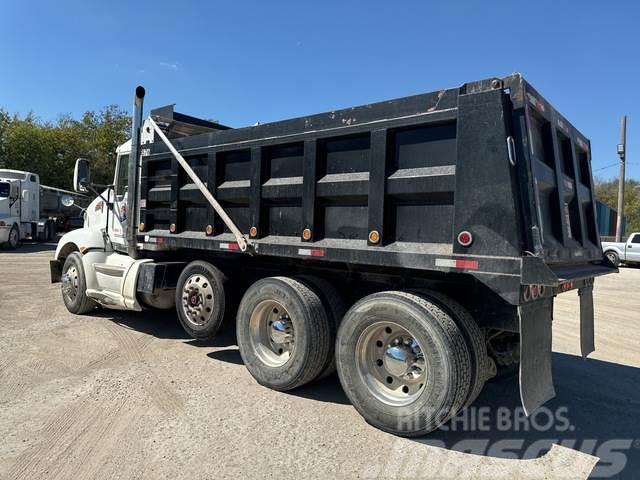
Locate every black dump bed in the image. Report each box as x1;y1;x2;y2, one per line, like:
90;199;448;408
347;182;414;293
136;74;615;304
40;185;88;217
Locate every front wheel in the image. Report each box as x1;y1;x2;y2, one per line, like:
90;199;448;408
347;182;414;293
6;225;19;250
61;252;97;314
336;291;472;436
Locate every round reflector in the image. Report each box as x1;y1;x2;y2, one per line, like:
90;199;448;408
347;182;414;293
457;230;473;247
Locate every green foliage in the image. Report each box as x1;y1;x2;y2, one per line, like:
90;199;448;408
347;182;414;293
0;106;130;189
595;177;640;233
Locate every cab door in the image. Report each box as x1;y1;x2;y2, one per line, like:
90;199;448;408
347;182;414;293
109;152;130;249
626;233;640;262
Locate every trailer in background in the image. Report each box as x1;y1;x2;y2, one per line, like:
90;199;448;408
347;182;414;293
596;199;625;240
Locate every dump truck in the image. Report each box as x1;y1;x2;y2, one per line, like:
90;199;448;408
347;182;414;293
50;74;616;436
0;169;86;249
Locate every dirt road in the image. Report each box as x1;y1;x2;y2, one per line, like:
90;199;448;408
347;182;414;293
0;244;638;479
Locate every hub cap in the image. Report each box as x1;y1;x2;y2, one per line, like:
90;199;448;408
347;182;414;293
62;265;79;302
356;321;426;406
181;274;214;326
249;300;295;367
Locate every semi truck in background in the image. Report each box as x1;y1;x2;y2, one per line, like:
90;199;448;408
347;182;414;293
50;75;616;436
0;169;86;249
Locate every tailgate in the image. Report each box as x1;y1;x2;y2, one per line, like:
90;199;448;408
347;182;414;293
513;79;604;266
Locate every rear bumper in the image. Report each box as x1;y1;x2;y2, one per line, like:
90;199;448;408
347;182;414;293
522;256;617;289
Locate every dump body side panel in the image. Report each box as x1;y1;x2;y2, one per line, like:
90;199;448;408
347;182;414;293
136;75;613;305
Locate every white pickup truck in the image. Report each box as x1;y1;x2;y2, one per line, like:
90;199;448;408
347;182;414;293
602;232;640;266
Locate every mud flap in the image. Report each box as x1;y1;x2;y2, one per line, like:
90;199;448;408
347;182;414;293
519;298;556;416
578;284;595;358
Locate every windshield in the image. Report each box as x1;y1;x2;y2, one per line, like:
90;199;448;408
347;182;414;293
115;154;130;199
0;182;9;198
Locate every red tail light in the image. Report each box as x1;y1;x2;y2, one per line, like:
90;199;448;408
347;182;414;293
457;230;473;247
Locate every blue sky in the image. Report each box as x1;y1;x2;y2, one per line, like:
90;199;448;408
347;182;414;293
1;0;638;179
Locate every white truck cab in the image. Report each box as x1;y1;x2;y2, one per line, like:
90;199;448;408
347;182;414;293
50;123;170;313
0;169;60;249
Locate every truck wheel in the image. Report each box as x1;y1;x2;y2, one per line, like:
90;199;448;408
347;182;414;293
38;222;51;243
236;277;331;391
61;252;97;314
412;290;489;407
175;261;227;340
46;220;56;242
295;275;346;379
6;225;19;250
336;291;471;436
605;250;620;267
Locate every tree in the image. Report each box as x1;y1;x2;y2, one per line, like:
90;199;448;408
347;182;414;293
594;177;640;233
0;106;130;189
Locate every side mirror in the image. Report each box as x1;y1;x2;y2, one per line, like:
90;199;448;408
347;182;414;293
73;158;91;193
61;194;75;207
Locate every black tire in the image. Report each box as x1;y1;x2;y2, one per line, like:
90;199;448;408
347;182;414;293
6;225;19;250
294;275;347;379
236;276;331;391
61;252;97;314
175;261;227;340
605;250;620;267
411;290;488;408
336;291;471;436
38;222;51;243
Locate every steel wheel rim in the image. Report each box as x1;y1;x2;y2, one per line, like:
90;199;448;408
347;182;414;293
606;252;616;263
249;300;295;367
356;321;427;407
62;265;79;302
181;274;215;327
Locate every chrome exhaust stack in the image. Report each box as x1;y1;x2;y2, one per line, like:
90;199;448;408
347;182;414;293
127;86;145;259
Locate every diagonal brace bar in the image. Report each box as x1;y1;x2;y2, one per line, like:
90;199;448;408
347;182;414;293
148;117;250;252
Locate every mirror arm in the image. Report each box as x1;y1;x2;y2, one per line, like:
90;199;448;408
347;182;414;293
86;184;110;207
86;183;125;224
70;204;87;213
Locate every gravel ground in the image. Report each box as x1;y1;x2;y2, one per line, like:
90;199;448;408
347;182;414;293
0;243;638;479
